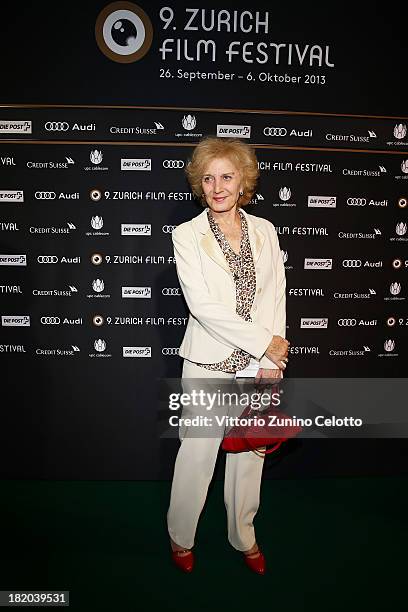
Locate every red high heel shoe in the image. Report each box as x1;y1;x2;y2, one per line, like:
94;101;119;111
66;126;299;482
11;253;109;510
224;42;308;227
243;546;266;575
171;548;194;573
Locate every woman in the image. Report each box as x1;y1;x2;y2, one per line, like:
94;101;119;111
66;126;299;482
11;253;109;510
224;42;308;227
167;137;289;574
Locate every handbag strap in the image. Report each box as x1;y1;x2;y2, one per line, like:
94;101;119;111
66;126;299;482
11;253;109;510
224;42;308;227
245;437;283;457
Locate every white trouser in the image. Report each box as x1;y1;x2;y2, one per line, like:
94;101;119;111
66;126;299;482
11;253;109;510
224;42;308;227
167;359;265;551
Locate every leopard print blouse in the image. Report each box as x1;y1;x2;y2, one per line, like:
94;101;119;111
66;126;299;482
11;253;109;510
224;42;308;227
195;207;257;373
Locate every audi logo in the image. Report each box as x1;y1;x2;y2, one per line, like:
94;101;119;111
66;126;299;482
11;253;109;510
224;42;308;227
162;287;181;295
37;255;58;263
163;160;185;168
161;347;179;355
347;198;366;206
342;260;362;267
44;122;69;131
41;316;61;324
35;191;56;199
162;226;177;234
337;319;357;326
263;127;287;137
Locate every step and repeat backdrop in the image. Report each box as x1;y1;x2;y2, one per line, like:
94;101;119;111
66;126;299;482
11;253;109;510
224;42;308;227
0;1;407;479
1;107;407;478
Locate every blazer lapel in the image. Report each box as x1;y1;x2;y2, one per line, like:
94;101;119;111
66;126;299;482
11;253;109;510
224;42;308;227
242;209;266;265
200;231;231;273
192;207;266;273
193;209;230;274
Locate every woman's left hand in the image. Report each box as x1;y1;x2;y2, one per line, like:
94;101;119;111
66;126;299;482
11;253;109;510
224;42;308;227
254;367;282;385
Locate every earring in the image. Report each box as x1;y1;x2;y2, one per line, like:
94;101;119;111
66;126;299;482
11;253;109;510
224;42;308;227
239;190;243;196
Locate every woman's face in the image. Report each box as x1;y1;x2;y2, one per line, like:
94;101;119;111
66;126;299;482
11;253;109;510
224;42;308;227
201;157;243;213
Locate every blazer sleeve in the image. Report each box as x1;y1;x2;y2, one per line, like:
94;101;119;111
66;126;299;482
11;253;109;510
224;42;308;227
259;225;287;369
172;224;273;360
272;227;286;338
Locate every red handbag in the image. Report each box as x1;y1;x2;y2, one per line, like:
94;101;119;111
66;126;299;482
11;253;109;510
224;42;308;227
221;384;302;457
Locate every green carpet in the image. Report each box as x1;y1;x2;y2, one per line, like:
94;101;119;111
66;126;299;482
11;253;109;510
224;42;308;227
1;477;406;611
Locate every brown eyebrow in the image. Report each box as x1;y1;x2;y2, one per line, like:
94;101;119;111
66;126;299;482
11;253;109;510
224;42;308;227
202;171;236;177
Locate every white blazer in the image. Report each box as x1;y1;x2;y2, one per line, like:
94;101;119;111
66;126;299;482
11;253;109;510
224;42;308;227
172;207;286;369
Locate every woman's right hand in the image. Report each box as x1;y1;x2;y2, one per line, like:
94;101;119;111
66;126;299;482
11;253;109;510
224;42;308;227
265;335;290;370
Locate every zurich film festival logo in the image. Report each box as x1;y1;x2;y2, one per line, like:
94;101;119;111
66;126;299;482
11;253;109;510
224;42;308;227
95;2;153;63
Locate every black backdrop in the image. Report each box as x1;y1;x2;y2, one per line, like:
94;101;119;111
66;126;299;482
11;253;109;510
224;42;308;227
0;0;407;479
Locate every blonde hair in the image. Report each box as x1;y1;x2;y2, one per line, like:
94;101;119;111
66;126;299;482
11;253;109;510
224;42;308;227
185;136;259;207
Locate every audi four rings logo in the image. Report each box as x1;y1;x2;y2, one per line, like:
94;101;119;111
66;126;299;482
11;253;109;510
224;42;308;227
162;348;179;355
263;127;287;136
44;122;69;131
35;192;56;199
163;160;185;168
347;198;366;206
337;319;357;326
162;287;181;295
41;317;61;324
162;226;177;233
38;255;58;263
342;260;362;267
